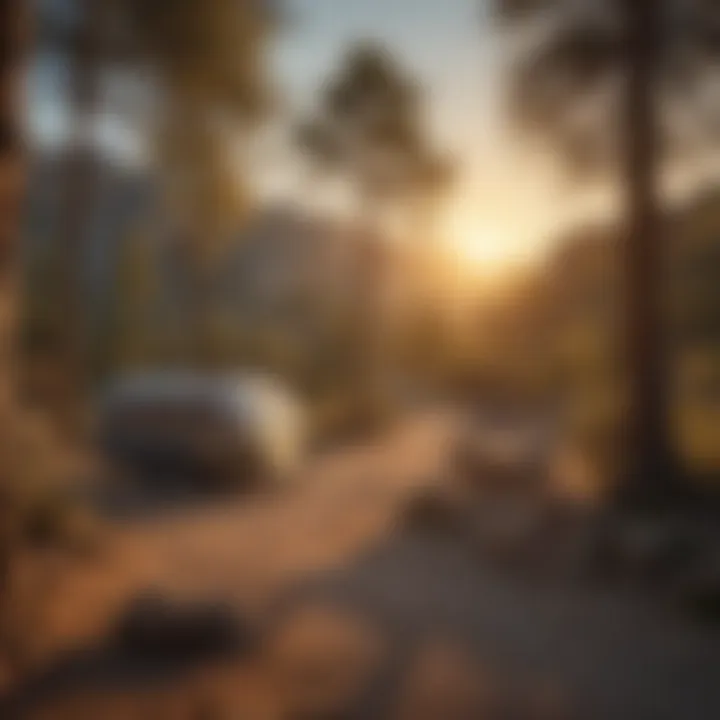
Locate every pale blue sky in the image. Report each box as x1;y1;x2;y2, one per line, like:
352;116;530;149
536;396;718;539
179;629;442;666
32;0;497;159
275;0;497;142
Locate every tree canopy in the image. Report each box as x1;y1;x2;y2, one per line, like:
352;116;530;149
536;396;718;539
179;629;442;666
298;42;453;224
494;0;720;173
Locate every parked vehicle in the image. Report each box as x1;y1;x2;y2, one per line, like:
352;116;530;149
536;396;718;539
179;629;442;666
455;405;559;495
99;372;305;490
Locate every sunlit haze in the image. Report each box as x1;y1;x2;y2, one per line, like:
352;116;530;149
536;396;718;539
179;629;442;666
29;0;720;279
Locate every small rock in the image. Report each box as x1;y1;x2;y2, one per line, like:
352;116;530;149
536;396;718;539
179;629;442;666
401;486;468;537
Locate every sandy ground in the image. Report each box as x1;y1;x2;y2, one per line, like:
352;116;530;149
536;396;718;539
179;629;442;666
5;411;720;719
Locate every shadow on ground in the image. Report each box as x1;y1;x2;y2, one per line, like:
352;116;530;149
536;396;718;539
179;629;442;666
266;526;720;720
1;596;258;719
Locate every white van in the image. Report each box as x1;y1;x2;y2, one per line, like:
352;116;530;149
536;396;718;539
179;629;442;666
99;372;305;490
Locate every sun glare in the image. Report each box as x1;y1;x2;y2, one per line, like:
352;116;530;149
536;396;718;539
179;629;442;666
446;216;520;278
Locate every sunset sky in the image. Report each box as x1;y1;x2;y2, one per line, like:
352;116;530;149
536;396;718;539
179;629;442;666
29;0;720;277
265;0;567;272
269;0;720;275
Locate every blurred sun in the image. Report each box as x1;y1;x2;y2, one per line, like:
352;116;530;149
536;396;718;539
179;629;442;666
446;215;519;276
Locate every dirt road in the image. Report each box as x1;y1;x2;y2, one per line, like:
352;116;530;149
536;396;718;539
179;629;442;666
7;411;720;719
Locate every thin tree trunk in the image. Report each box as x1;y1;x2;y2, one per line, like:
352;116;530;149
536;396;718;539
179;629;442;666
56;0;102;429
621;0;677;501
355;191;388;418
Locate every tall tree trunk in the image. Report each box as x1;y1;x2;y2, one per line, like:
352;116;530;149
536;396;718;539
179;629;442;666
56;0;102;429
0;0;27;676
621;0;677;501
0;0;24;423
